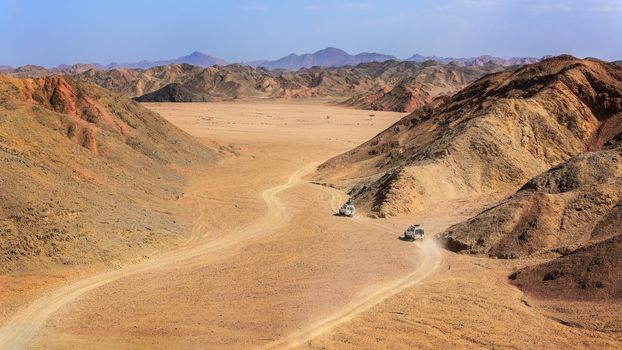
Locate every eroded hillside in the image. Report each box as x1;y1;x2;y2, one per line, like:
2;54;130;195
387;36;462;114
511;232;622;301
440;147;622;258
65;60;501;105
314;56;622;217
340;62;502;112
0;76;217;273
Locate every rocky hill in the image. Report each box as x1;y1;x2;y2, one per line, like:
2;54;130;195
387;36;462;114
314;56;622;217
2;63;209;97
135;64;279;101
5;65;50;78
341;63;502;112
440;147;622;258
407;54;545;67
510;232;622;301
0;75;217;273
76;63;205;97
127;60;502;103
2;59;504;107
134;82;212;102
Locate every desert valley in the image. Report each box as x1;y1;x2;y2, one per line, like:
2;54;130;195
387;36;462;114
1;2;621;349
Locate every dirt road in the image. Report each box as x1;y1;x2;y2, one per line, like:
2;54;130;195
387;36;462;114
0;100;435;349
0;161;324;349
262;239;441;350
0;163;440;350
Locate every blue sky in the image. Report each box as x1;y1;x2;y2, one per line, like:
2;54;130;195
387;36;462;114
1;0;621;67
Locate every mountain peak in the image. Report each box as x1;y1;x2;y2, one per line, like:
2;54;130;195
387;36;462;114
183;51;210;59
259;47;393;70
103;51;227;69
315;47;348;54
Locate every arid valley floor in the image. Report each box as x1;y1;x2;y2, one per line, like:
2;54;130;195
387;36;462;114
0;100;620;349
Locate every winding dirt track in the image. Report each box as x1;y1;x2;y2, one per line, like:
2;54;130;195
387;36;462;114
256;183;443;349
0;163;319;349
0;162;441;350
0;165;442;350
262;237;441;350
0;167;441;350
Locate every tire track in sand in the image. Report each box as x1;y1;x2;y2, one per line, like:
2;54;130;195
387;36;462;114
261;185;443;350
0;162;319;350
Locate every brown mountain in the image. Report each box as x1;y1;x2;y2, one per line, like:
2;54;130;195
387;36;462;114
440;147;622;259
131;60;503;103
2;63;206;97
0;75;216;273
135;64;278;101
340;63;502;112
53;63;106;75
407;53;545;67
510;233;622;301
2;60;504;106
313;56;622;217
4;64;108;77
73;63;277;99
75;63;205;97
135;82;213;102
6;65;50;78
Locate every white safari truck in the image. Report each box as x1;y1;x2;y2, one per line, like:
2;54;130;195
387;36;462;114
404;224;425;241
339;199;356;217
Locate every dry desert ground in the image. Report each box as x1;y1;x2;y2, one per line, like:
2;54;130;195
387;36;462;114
1;100;620;349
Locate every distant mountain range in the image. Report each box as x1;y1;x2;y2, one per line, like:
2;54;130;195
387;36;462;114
56;51;227;70
2;47;561;72
126;60;503;104
406;53;546;67
245;47;398;70
3;51;228;73
106;51;228;69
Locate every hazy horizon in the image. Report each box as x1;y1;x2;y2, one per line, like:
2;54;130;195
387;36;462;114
2;0;621;67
